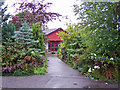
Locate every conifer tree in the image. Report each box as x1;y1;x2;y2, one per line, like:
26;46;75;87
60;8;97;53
14;22;39;50
31;22;45;51
1;2;14;43
2;23;16;43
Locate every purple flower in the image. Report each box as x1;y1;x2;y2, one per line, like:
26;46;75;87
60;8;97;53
2;67;7;72
35;62;37;66
31;61;34;65
14;65;16;70
17;63;21;67
10;62;12;66
8;67;12;72
20;65;23;68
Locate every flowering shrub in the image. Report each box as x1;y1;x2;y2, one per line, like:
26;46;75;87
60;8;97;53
57;24;119;83
2;22;47;76
2;42;46;74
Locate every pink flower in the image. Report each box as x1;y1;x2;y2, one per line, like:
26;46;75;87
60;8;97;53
35;62;37;66
10;62;12;66
8;67;12;72
17;63;21;67
14;65;16;70
31;61;34;65
20;65;23;68
2;67;7;72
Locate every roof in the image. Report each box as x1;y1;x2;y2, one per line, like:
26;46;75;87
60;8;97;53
14;28;67;36
43;28;67;35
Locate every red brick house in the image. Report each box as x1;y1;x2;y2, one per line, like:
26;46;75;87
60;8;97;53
43;28;67;52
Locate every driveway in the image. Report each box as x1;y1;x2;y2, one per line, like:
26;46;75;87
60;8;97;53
2;56;119;88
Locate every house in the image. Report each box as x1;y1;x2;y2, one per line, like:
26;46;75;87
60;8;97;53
43;28;67;52
14;28;67;52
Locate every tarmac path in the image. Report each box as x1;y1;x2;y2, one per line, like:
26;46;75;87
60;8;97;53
2;56;118;88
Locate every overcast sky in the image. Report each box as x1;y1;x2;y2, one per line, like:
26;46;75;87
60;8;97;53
4;0;81;29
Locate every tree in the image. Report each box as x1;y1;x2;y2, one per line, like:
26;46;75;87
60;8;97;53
2;23;16;43
0;2;15;43
11;10;30;30
72;1;120;81
2;22;44;74
14;22;39;50
1;4;10;23
12;0;61;27
31;22;45;51
57;24;86;64
73;1;120;58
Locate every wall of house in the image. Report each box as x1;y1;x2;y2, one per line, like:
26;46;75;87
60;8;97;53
46;29;63;41
44;29;66;52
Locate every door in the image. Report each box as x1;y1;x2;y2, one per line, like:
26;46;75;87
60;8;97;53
48;41;59;52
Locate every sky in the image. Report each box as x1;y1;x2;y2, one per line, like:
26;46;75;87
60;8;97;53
4;0;81;30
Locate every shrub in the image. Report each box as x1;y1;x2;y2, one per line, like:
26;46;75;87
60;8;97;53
82;65;89;73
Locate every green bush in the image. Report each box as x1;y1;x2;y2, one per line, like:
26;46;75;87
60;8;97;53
82;65;89;73
2;22;16;43
2;22;47;76
34;67;46;75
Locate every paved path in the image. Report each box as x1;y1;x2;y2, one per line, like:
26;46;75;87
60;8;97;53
2;56;118;88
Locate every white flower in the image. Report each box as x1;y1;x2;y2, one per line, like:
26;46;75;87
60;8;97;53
110;58;114;61
91;53;96;56
88;68;92;72
91;53;94;55
94;66;100;69
91;56;93;59
94;54;96;56
105;83;108;85
91;53;97;59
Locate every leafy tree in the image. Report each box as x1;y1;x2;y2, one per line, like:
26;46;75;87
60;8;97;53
12;0;61;27
31;22;45;51
57;1;119;82
11;10;30;30
15;10;30;19
58;24;86;64
72;1;120;82
73;2;120;59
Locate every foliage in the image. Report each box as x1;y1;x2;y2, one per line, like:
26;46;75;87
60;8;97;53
34;67;46;75
82;65;89;73
2;22;16;43
57;24;87;66
2;41;33;74
58;2;119;82
0;2;15;43
13;22;39;49
11;10;30;30
2;22;47;76
73;2;119;83
12;0;61;27
73;2;120;59
0;3;10;23
31;22;45;51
